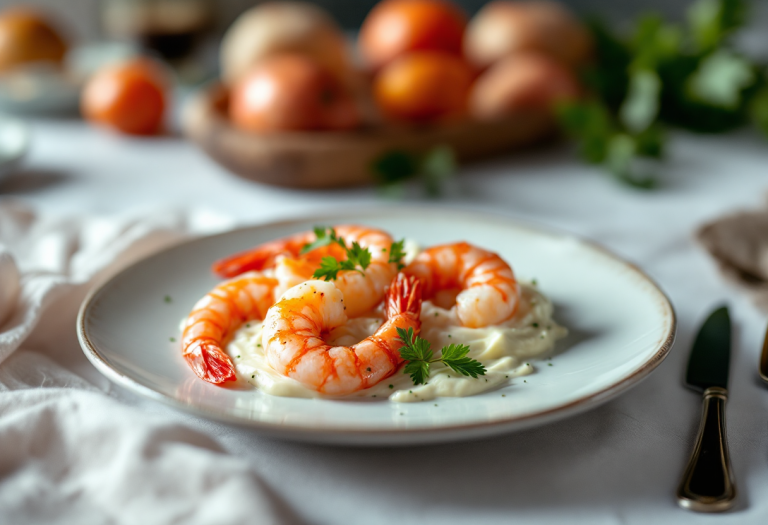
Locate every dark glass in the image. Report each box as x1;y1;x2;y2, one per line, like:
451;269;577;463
101;0;212;62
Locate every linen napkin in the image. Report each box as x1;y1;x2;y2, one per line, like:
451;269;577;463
0;200;287;524
697;201;768;312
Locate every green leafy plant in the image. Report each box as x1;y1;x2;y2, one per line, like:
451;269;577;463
559;0;766;187
371;145;457;197
396;327;486;385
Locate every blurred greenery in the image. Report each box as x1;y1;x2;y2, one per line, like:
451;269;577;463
372;145;457;198
558;0;767;188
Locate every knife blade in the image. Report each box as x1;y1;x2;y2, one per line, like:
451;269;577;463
676;305;736;512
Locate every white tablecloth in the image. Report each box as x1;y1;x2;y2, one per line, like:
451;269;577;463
2;120;768;524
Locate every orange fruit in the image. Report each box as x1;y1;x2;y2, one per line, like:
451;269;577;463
373;51;474;122
229;54;360;132
0;8;67;72
81;58;168;135
359;0;467;70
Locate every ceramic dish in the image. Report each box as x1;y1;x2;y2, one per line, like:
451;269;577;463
77;208;676;445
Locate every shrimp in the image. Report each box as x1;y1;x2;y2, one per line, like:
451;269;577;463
213;225;400;318
262;273;422;395
403;242;519;328
182;273;279;384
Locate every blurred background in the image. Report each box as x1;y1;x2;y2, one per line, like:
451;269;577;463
1;0;717;39
0;0;766;192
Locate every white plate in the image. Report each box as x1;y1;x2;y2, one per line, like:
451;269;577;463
78;207;676;445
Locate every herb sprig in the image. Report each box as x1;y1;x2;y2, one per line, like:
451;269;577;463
396;327;486;385
388;239;407;270
301;227;407;281
557;0;768;188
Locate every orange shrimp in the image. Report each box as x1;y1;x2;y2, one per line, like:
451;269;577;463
403;242;519;328
212;230;343;278
213;225;400;317
212;225;389;277
262;273;422;395
182;273;278;384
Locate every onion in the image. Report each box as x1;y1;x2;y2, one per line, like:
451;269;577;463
220;2;351;86
463;1;592;70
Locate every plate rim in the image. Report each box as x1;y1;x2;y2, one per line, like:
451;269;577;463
77;205;677;443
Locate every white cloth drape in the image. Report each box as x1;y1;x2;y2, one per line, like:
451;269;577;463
0;201;288;525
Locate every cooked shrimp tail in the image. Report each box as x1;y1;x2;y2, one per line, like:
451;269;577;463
386;272;422;320
183;341;237;384
182;274;279;384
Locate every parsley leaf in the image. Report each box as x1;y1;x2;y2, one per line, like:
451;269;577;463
395;327;486;385
312;256;343;281
345;241;371;272
307;228;374;281
688;0;746;53
686;50;755;109
300;226;345;255
441;344;487;379
388;239;407;269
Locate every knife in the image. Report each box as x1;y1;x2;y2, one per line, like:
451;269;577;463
676;305;736;512
758;323;768;384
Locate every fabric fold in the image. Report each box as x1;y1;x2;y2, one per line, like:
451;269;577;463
0;201;287;524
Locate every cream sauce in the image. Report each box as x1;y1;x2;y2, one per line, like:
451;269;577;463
226;282;567;402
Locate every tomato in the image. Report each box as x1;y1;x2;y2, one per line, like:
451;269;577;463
359;0;467;70
373;51;474;122
81;58;168;135
229;54;360;132
469;53;580;119
0;8;67;72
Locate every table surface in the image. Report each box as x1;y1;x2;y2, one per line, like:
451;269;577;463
4;118;768;524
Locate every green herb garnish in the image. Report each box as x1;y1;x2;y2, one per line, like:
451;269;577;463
388;239;407;269
396;327;486;385
302;227;406;281
312;240;372;281
300;227;373;281
300;226;345;254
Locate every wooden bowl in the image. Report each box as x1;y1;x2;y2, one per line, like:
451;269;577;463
182;82;555;189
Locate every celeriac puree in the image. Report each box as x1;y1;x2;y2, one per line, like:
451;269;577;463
225;281;566;403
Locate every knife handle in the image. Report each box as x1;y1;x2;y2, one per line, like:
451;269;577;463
676;386;736;512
